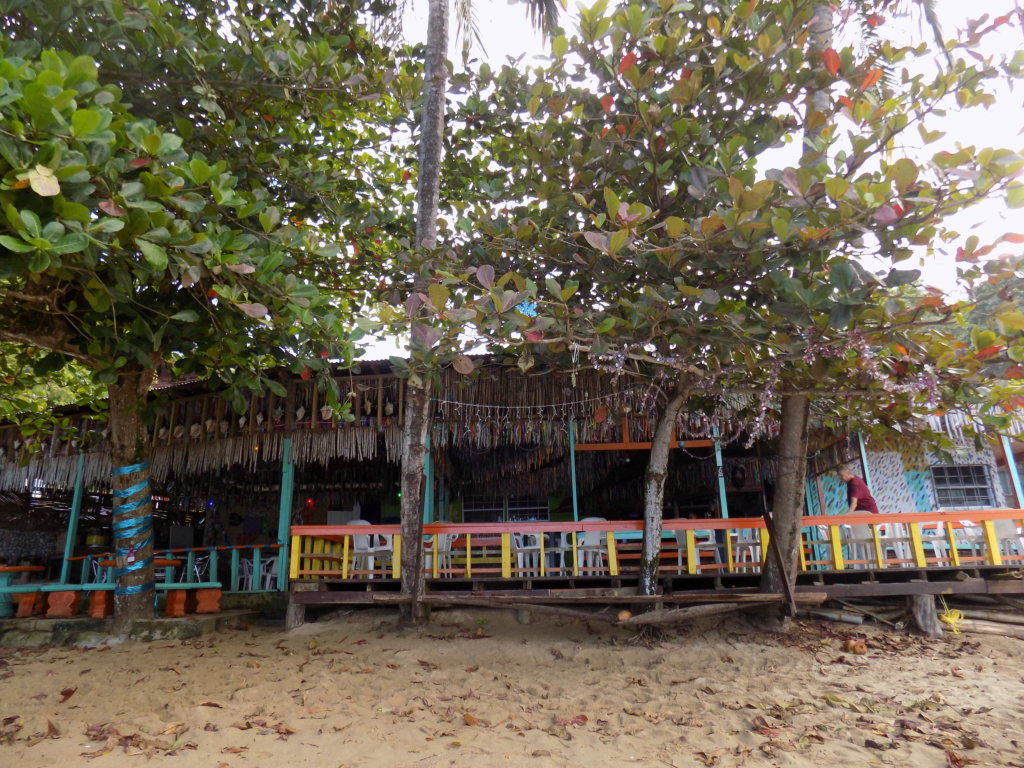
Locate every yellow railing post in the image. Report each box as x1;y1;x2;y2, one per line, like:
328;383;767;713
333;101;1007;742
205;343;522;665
685;530;697;575
465;534;472;578
871;525;885;569
908;524;928;567
341;535;350;579
759;528;770;569
606;532;618;576
289;534;301;579
392;534;401;578
312;536;325;579
501;533;512;578
571;532;579;576
725;528;735;574
798;530;807;572
828;525;845;570
945;521;961;567
431;534;439;578
539;534;546;577
982;520;1003;566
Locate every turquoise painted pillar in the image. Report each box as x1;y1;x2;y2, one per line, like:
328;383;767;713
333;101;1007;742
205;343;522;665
569;420;580;521
712;427;729;518
423;432;433;523
1000;434;1023;508
275;437;294;591
59;454;86;584
857;433;874;490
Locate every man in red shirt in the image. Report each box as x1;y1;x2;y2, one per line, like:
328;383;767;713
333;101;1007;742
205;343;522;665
837;464;879;514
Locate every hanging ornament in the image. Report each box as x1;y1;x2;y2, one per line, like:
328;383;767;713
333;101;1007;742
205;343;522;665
384;401;394;416
320;404;334;421
594;405;609;424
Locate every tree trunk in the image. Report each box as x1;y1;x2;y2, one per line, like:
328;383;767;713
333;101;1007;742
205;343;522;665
759;394;810;626
638;380;689;596
107;368;155;629
398;0;449;627
399;379;431;624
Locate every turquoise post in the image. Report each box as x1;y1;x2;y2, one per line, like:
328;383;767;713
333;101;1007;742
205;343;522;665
569;420;579;521
712;427;729;518
252;546;261;591
857;433;874;489
423;432;433;524
230;548;241;592
275;437;294;591
1000;435;1023;508
59;454;86;584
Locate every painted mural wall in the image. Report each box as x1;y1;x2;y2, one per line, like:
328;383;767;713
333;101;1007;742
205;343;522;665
813;435;1007;515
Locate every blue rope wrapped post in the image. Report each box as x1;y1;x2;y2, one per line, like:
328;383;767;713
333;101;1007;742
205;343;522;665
111;461;156;614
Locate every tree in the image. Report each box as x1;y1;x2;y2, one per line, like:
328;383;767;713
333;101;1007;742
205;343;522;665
394;0;557;625
0;49;361;624
441;0;1023;598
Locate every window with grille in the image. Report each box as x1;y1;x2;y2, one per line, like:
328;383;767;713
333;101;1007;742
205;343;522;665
930;465;994;509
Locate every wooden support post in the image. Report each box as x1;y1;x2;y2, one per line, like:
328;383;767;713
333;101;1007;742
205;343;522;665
828;525;845;570
872;525;885;569
945;521;961;567
465;534;472;578
501;533;512;578
909;524;928;567
909;594;943;638
231;548;241;591
606;533;618;576
289;536;301;579
982;520;1003;566
685;530;697;575
392;534;401;579
276;437;294;591
857;433;874;490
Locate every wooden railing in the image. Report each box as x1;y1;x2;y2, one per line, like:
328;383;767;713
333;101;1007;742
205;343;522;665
289;509;1024;581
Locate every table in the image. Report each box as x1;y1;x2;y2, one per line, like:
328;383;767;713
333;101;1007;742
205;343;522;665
0;565;45;618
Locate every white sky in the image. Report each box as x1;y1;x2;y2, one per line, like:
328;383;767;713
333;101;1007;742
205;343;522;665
365;0;1023;359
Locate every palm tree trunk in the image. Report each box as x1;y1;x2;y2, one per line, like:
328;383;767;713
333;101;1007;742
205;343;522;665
399;0;449;626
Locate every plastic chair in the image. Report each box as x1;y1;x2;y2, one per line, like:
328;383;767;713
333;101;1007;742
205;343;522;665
994;519;1024;564
577;517;608;575
845;524;877;569
347;520;392;578
675;529;722;573
734;529;762;572
512;533;542;577
423;533;456;577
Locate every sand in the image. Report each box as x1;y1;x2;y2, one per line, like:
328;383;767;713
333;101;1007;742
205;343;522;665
1;608;1022;768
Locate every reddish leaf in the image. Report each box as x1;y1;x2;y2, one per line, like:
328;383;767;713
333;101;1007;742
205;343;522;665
838;95;853;110
1003;364;1024;380
524;330;544;343
976;345;1004;360
823;47;840;76
98;199;126;217
554;714;588;726
1003;233;1024;243
235;302;268;318
59;687;77;703
600;94;614;113
860;68;883;90
128;157;151;169
866;13;885;27
401;169;411;182
617;52;637;74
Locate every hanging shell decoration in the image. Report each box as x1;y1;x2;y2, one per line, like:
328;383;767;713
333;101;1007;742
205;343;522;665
384;401;394;416
255;412;265;427
189;423;202;439
320;404;334;421
296;405;306;422
204;418;216;434
363;397;373;416
172;424;186;439
158;426;169;440
219;419;230;435
238;415;247;429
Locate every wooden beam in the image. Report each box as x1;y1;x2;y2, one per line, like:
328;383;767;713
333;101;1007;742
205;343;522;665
574;439;714;452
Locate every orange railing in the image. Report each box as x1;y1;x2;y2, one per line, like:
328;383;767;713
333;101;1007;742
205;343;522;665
288;509;1024;581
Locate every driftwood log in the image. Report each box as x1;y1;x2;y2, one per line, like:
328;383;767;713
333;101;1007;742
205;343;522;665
618;601;773;627
951;619;1024;640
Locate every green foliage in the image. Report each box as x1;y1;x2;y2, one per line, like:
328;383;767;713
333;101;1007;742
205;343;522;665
429;0;1023;432
0;47;357;410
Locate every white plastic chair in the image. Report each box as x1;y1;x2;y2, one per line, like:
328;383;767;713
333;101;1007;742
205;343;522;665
577;517;608;575
733;529;762;572
512;533;541;577
994;519;1024;564
675;529;722;573
423;533;457;577
347;520;392;578
845;524;877;569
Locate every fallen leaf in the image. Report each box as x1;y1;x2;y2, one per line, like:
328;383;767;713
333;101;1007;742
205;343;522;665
59;687;77;703
554;714;588;727
222;746;247;754
463;713;481;726
200;701;223;708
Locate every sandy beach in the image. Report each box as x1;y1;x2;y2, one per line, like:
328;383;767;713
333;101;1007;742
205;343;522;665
1;608;1022;768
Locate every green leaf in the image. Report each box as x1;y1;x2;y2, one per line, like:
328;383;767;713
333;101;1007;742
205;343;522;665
70;109;101;137
135;238;168;270
27;165;60;197
28;251;50;272
665;216;686;238
0;234;33;253
427;283;450;310
169;310;199;322
603;187;620;220
552;35;569;58
1008;183;1024;209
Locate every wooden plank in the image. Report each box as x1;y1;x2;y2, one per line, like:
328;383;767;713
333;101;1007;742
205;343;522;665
574;439;714;451
818;579;988;598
